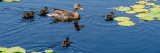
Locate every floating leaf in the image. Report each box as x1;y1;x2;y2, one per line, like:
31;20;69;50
3;0;21;2
131;5;145;9
118;21;135;26
6;46;26;53
136;1;147;5
125;11;136;14
0;47;7;53
146;3;155;6
114;17;131;22
31;52;41;53
115;6;131;11
133;9;148;12
135;13;147;18
44;49;54;53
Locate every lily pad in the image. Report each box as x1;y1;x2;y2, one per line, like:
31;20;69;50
3;0;21;2
44;49;54;53
115;6;131;11
136;1;147;5
133;9;148;12
31;52;41;53
118;21;135;26
149;8;160;13
114;17;131;22
146;3;155;6
131;5;145;9
0;47;7;53
135;13;147;18
152;5;160;8
125;10;136;14
6;46;26;53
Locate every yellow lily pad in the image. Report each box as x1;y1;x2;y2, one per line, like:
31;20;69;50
6;46;26;53
131;5;145;9
136;13;147;17
136;1;147;5
31;52;41;53
0;47;7;53
149;8;160;12
44;49;54;53
118;21;135;26
115;6;131;11
125;11;136;14
3;0;21;2
146;3;155;6
133;9;148;12
140;16;155;21
114;17;131;22
152;5;160;8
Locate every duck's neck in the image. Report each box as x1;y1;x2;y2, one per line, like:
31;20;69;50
73;12;79;19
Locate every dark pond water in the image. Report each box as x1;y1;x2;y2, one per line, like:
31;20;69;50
1;0;160;53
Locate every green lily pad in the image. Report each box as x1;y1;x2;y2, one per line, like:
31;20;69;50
114;17;131;22
152;5;160;8
118;21;135;26
131;5;145;9
133;9;148;12
31;52;41;53
135;13;147;18
136;1;147;5
155;17;160;20
3;0;21;2
125;11;136;14
44;49;54;53
140;15;155;21
0;47;7;53
115;6;131;11
6;47;26;53
146;3;155;6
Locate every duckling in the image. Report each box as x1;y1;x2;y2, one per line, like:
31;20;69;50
47;3;84;22
61;37;71;48
22;11;35;19
39;7;49;16
105;12;114;21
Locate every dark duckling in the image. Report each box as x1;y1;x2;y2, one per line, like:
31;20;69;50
22;11;35;19
105;12;115;21
61;37;71;48
39;7;49;16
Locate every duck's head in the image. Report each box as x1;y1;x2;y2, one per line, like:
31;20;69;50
74;3;84;11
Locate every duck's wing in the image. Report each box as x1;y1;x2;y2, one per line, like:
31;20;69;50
48;9;74;19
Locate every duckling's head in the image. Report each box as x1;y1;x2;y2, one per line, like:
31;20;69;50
44;7;48;10
74;3;84;11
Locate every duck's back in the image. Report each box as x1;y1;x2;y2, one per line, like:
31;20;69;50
52;9;74;19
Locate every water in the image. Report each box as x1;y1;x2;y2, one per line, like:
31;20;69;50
1;0;160;53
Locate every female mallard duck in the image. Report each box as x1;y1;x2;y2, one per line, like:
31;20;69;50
47;3;84;22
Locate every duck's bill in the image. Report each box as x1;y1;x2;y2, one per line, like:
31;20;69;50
80;8;84;11
47;14;52;16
